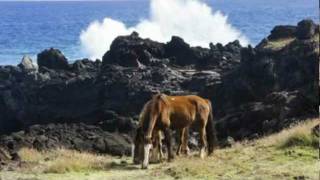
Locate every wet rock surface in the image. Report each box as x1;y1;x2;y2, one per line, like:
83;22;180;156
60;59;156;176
0;19;318;155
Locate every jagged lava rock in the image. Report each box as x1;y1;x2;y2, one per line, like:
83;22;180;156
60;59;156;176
102;31;166;67
267;25;297;40
296;19;316;39
37;48;69;70
0;123;132;156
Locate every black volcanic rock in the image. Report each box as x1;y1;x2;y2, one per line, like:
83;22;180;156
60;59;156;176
203;21;318;137
215;90;316;139
102;32;165;67
0;58;101;135
0;148;10;165
296;19;316;39
37;48;69;70
312;124;320;137
0;123;132;156
165;36;197;66
268;25;296;40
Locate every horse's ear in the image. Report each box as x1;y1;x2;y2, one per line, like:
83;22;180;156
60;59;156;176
136;127;142;135
150;90;161;98
134;127;143;145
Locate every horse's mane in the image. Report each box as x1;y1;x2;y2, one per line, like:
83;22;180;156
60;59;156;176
138;100;151;131
138;93;169;133
152;93;169;106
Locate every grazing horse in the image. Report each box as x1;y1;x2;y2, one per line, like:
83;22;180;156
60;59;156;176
133;93;217;169
132;101;189;165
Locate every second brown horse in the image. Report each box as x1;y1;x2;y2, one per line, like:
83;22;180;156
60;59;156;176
133;94;218;169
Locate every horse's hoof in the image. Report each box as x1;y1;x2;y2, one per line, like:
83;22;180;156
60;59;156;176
133;160;140;165
141;165;148;169
200;148;206;159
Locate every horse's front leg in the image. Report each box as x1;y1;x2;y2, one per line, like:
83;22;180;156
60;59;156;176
164;128;174;162
158;133;164;162
150;130;164;163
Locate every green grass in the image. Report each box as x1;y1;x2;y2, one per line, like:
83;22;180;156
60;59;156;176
0;118;318;180
263;37;296;51
262;32;319;52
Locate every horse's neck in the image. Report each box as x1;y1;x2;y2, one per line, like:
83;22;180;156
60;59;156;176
144;112;159;141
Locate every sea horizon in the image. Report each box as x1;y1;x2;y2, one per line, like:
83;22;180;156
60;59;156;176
0;0;318;65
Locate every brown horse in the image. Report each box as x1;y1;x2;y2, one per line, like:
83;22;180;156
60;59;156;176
132;101;189;165
133;93;217;169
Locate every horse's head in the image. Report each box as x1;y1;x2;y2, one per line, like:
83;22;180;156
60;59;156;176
133;127;144;165
133;126;158;169
133;96;165;169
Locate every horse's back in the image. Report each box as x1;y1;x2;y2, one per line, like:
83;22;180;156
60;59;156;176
169;95;209;108
165;95;210;128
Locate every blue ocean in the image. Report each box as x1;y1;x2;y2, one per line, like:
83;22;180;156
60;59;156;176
0;0;318;65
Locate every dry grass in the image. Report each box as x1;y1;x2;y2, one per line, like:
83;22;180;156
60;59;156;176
18;148;43;163
18;148;113;173
0;118;318;180
258;118;319;148
43;149;110;173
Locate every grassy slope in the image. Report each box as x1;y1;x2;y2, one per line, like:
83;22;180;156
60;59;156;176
0;118;318;180
261;32;319;52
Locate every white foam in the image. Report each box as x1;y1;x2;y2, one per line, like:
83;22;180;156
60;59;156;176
80;0;250;60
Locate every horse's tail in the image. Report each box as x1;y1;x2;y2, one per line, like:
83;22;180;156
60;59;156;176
206;99;218;155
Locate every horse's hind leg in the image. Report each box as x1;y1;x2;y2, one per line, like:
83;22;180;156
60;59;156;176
197;105;210;159
199;125;208;159
198;111;209;159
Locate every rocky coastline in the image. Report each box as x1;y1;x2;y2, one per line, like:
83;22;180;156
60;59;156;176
0;19;318;161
